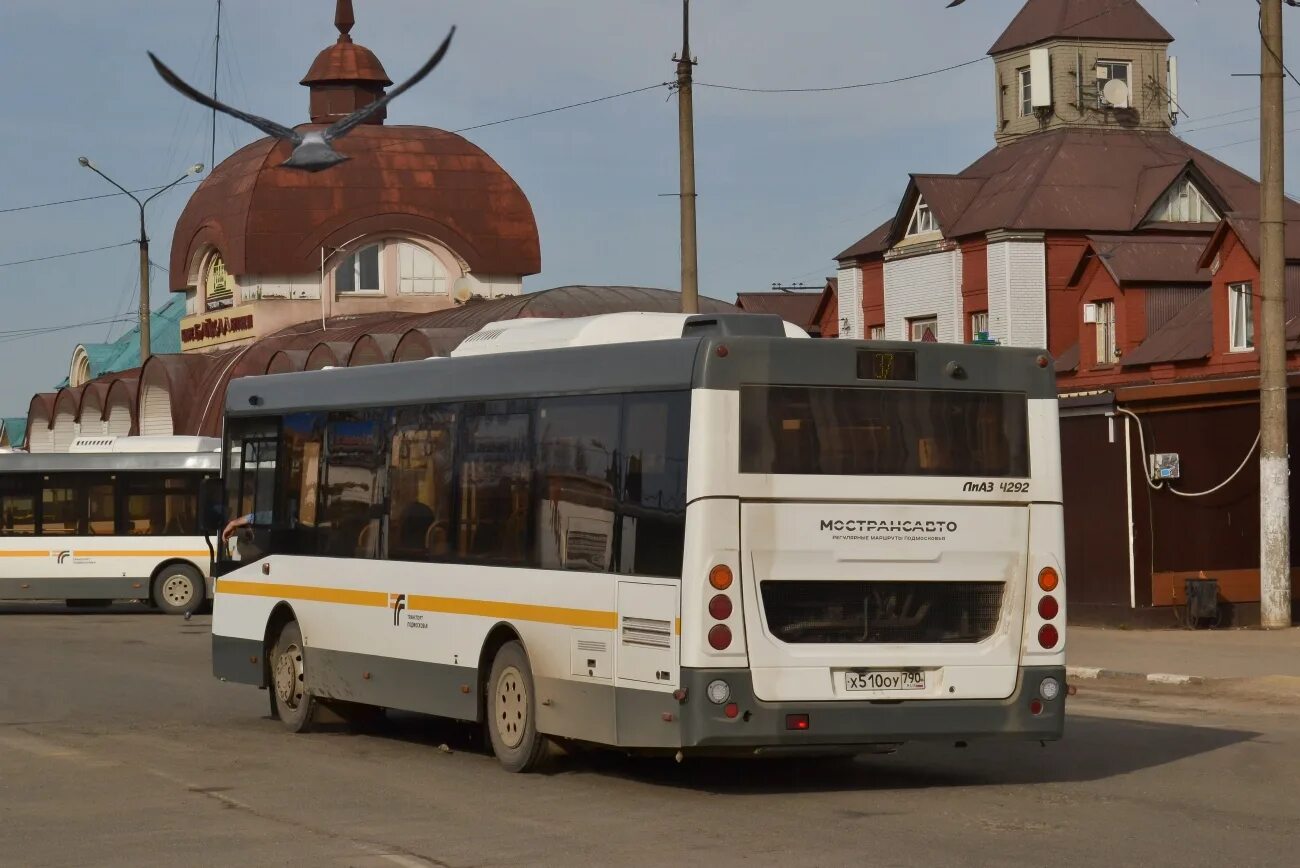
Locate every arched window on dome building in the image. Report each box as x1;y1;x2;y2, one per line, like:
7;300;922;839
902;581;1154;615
203;251;233;311
332;238;457;298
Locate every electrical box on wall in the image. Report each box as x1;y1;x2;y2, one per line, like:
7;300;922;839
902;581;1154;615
1149;453;1181;481
1082;303;1099;324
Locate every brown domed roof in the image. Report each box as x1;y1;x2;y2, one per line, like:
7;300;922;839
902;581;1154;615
169;123;541;288
301;42;391;87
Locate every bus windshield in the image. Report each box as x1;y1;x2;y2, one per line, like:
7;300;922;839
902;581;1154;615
739;384;1030;478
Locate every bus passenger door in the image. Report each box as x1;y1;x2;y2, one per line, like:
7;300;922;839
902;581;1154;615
615;581;679;687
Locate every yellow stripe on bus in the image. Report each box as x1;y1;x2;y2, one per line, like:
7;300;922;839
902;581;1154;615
218;581;389;608
76;550;211;558
0;551;49;558
408;595;618;630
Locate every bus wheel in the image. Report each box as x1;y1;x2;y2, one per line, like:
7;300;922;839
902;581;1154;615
269;621;318;733
486;641;547;773
152;564;205;616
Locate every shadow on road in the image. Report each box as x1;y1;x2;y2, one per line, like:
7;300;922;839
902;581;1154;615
364;707;1257;795
0;603;209;619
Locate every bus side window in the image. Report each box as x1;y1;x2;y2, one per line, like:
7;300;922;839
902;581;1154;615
320;411;386;559
40;481;79;536
388;406;455;563
618;392;690;578
86;481;115;536
458;410;532;565
535;397;619;573
0;476;37;536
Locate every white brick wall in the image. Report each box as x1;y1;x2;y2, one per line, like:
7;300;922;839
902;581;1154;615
836;266;863;339
883;249;962;343
986;239;1047;348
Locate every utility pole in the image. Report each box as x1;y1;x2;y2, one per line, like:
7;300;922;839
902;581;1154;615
79;160;204;365
1259;0;1291;628
674;0;699;314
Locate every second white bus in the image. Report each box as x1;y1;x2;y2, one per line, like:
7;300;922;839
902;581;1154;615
209;312;1066;770
0;436;218;615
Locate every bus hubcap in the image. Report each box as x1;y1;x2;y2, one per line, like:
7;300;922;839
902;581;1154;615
495;665;527;749
162;575;193;607
275;643;305;709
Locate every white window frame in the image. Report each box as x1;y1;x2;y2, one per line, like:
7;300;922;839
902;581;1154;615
1229;282;1254;352
397;242;449;295
1018;67;1033;117
335;244;383;296
906;197;939;237
869;325;886;341
1096;60;1132;107
909;316;939;343
971;311;989;341
1094;300;1118;365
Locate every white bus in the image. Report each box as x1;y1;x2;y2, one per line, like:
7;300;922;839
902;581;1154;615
0;436;218;615
209;312;1066;771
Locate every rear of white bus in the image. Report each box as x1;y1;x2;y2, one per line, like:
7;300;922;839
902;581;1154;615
676;338;1065;754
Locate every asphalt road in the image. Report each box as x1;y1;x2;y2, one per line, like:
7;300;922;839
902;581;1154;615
2;603;1298;868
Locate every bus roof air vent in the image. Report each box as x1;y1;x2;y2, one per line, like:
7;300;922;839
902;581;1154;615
450;312;807;358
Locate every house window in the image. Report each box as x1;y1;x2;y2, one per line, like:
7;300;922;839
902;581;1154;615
971;311;989;341
909;316;938;343
1229;282;1254;351
906;197;939;237
1094;300;1118;365
335;245;381;294
1147;177;1220;224
1018;67;1033;117
205;253;232;310
1097;60;1132;106
398;243;448;295
869;326;886;341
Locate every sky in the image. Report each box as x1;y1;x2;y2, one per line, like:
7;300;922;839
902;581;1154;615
1;0;1299;413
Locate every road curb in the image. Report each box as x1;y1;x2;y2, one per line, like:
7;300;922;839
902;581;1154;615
1067;665;1205;687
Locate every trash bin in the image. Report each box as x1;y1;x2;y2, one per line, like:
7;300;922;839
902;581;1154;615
1184;578;1220;628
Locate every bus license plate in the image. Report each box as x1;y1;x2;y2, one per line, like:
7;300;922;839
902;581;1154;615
844;670;926;692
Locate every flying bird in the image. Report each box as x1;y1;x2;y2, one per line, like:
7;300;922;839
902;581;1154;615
947;0;966;6
148;27;455;173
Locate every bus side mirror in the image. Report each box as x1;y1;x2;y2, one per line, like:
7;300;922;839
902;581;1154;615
199;478;225;535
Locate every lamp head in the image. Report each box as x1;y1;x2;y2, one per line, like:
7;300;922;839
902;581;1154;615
189;163;205;175
78;156;93;169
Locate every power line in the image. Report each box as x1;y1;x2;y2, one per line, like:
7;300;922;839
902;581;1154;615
0;314;138;344
451;84;668;134
0;241;135;269
696;56;986;94
1203;125;1300;152
0;181;201;217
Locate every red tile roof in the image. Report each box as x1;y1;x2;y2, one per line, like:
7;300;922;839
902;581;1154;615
838;129;1294;262
734;292;823;329
989;0;1172;56
1086;234;1211;285
1121;288;1212;367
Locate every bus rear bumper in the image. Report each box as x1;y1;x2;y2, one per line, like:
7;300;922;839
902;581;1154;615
678;666;1066;753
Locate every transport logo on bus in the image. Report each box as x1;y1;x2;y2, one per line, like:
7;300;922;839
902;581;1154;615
818;519;958;543
390;593;407;627
54;550;72;564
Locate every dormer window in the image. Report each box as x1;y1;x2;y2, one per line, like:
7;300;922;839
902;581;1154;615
1147;177;1220;224
906;197;939;237
336;245;382;294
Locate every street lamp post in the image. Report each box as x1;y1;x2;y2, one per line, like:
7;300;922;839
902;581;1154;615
78;159;203;365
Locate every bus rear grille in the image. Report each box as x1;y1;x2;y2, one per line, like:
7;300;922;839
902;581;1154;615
621;617;672;649
760;581;1003;644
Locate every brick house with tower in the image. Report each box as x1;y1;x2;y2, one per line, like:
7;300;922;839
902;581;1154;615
834;0;1300;624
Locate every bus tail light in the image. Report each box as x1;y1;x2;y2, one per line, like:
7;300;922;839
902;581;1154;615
1037;596;1059;620
1038;624;1059;649
785;714;810;731
709;565;733;591
708;624;733;650
708;594;733;620
1037;567;1060;593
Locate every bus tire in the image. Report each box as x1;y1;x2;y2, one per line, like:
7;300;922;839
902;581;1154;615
152;564;205;616
269;621;318;733
486;641;547;773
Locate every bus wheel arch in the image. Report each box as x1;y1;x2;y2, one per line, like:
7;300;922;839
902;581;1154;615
264;606;318;732
149;560;206;616
263;602;300;683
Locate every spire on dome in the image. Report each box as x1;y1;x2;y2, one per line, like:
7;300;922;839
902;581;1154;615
301;0;393;125
335;0;355;43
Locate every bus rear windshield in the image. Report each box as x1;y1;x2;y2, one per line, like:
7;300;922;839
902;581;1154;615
740;385;1030;478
